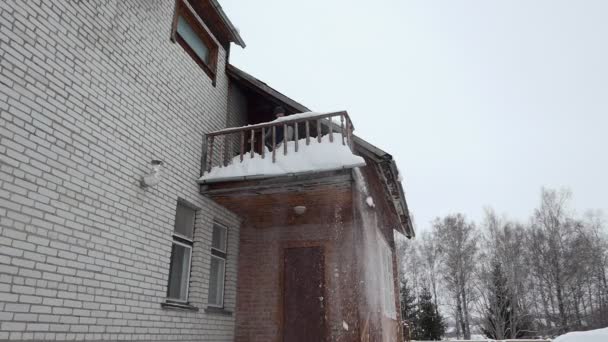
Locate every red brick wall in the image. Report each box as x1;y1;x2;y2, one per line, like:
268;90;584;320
353;159;404;342
206;164;405;342
209;175;361;342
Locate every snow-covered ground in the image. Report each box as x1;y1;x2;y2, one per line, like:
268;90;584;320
553;327;608;342
199;133;365;182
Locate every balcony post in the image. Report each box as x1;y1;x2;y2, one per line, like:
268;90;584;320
317;119;322;143
283;124;288;155
272;126;276;163
340;115;345;145
250;129;255;159
347;117;353;148
201;134;207;177
240;131;244;162
219;135;224;168
294;122;299;152
261;127;266;159
305;120;310;145
207;135;214;172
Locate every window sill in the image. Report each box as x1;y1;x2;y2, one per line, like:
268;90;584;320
204;306;232;316
161;301;199;312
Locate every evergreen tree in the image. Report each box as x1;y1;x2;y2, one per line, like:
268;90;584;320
482;260;532;339
400;279;417;341
414;287;446;340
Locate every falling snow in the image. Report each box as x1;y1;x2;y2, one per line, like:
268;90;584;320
366;196;375;208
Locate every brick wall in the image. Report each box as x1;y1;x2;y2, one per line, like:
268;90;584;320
0;0;241;340
353;158;404;342
208;173;361;342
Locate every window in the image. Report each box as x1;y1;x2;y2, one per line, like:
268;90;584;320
171;0;219;82
381;239;397;319
167;202;196;302
208;223;227;307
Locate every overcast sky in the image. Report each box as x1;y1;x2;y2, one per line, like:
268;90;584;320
220;0;608;231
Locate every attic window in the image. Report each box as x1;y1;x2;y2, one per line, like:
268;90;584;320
171;0;219;83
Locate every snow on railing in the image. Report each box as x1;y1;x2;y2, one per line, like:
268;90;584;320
202;111;354;175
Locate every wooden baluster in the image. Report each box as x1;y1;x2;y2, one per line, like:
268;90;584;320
328;117;334;143
250;129;255;159
231;133;236;165
201;135;206;177
207;136;214;172
225;134;230;166
283;123;288;155
347;117;353;148
272;126;276;163
261;127;266;159
340;114;345;145
219;134;226;168
294;122;299;152
317;119;322;143
240;131;244;162
305;120;310;145
345;118;350;147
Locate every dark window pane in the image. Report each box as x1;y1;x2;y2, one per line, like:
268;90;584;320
174;203;195;239
208;256;225;306
177;16;210;65
211;224;227;252
167;243;192;301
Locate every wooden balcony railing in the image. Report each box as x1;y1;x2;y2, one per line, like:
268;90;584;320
202;111;354;173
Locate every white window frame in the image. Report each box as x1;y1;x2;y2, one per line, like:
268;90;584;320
211;224;228;253
166;201;197;303
208;254;226;308
167;237;194;302
208;222;228;308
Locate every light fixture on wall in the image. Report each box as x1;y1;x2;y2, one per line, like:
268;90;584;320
140;160;163;188
293;206;307;215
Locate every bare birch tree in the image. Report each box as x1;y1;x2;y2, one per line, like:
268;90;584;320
433;214;478;339
398;188;608;339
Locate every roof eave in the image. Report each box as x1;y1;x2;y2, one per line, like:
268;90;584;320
208;0;246;47
226;64;311;113
353;137;415;238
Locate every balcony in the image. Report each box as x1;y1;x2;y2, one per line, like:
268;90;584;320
198;111;365;184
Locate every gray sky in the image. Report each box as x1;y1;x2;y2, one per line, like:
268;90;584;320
220;0;608;231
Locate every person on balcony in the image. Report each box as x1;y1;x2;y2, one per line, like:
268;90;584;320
265;106;293;150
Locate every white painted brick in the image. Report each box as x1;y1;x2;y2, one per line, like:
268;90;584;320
1;0;243;340
1;322;26;331
4;303;29;312
11;284;35;295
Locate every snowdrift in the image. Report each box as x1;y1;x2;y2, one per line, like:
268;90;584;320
553;327;608;342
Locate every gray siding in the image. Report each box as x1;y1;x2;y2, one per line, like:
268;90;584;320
0;0;241;340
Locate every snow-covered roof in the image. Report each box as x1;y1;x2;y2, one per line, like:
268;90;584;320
199;134;365;183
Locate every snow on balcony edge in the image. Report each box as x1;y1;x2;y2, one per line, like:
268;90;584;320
199;133;365;182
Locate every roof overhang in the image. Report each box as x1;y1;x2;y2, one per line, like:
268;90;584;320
354;137;415;238
226;64;311;113
189;0;246;48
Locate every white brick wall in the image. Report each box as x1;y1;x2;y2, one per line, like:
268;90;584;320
0;0;242;340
